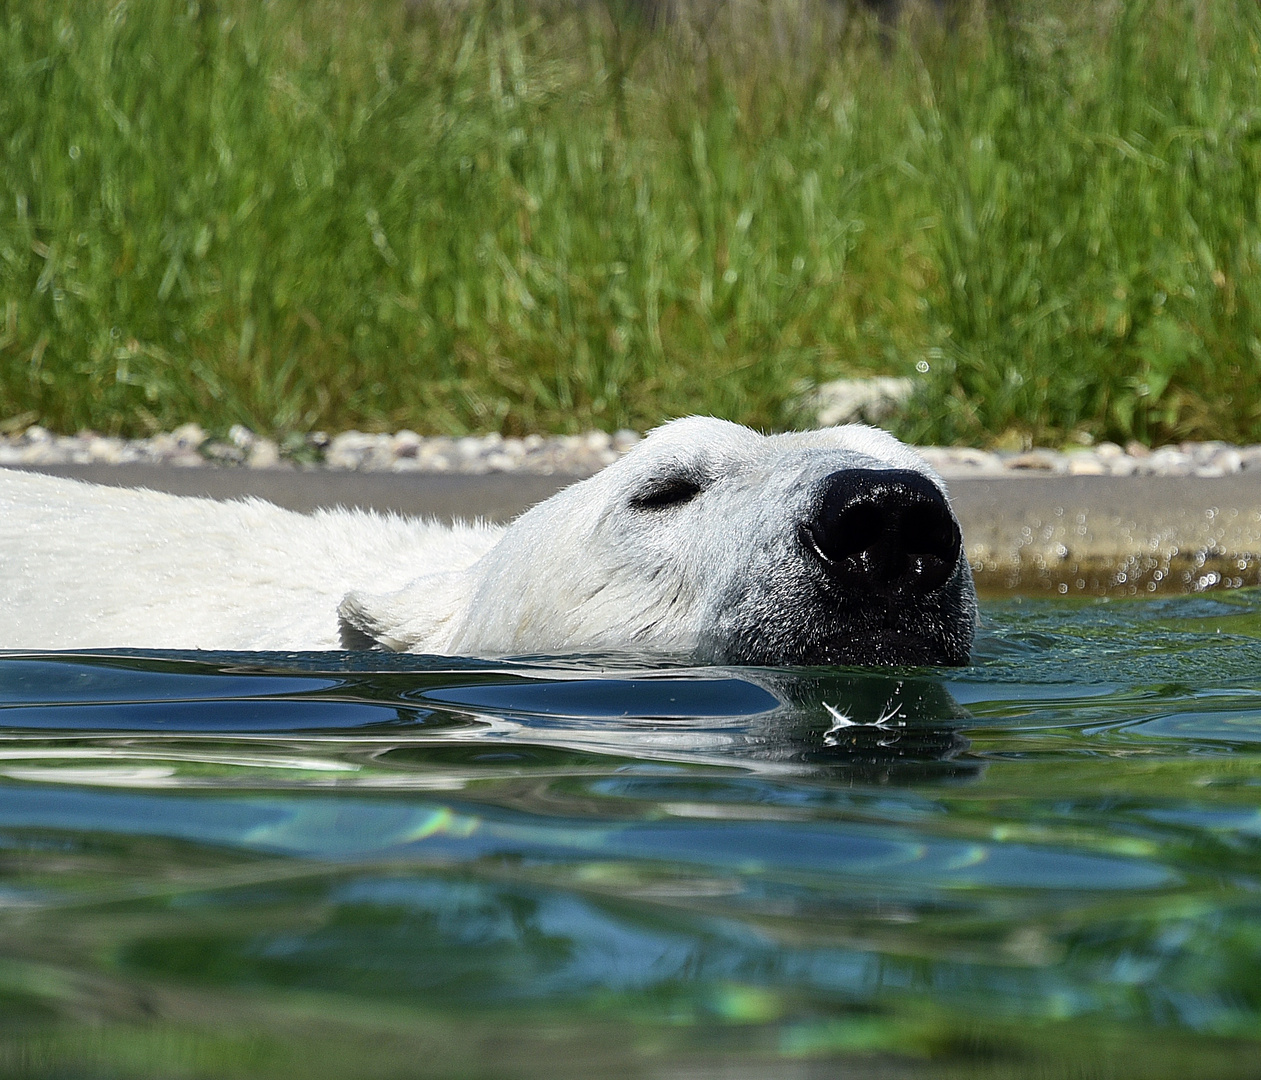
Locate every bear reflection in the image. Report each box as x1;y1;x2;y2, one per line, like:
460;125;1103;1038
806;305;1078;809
741;669;979;783
404;663;982;785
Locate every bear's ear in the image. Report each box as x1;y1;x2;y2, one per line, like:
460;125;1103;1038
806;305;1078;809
337;572;467;653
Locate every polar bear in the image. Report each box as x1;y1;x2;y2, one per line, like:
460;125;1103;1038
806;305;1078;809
0;417;976;665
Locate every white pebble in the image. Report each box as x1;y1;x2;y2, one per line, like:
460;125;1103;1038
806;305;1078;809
247;439;281;469
1067;456;1107;476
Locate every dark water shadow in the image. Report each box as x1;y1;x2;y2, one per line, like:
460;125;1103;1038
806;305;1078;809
0;649;980;785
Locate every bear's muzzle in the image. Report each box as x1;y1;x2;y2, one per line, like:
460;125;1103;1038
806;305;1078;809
799;468;963;598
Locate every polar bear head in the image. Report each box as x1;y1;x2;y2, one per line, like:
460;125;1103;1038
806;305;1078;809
339;417;976;666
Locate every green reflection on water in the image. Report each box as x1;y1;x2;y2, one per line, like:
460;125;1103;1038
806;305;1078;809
0;594;1259;1077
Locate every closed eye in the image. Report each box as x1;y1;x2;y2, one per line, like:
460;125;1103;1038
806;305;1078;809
629;476;704;511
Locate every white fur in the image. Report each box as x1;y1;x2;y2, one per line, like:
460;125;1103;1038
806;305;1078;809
0;417;973;661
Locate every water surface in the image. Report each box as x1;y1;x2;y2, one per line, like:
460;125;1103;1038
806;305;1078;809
1;593;1260;1078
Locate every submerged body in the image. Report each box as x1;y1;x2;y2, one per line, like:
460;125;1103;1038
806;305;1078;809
0;418;977;664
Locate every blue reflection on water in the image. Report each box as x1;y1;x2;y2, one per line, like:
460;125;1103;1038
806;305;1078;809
0;592;1259;1066
0;783;1176;889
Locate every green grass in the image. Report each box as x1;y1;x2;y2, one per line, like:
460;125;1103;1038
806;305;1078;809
2;0;1261;445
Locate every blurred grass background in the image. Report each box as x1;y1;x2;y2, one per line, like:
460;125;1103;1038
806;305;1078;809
1;0;1260;445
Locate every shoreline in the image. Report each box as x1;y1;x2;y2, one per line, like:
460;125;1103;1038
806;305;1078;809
4;422;1261;480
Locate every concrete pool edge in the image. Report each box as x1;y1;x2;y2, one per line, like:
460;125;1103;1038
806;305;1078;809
945;473;1261;596
10;463;1261;597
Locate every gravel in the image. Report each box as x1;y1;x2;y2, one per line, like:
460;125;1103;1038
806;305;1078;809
3;422;1261;479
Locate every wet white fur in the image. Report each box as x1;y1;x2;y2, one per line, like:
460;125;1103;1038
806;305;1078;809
0;417;947;655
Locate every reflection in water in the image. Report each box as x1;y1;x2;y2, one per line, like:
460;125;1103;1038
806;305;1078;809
741;669;977;782
0;593;1260;1076
431;668;980;785
0;651;979;782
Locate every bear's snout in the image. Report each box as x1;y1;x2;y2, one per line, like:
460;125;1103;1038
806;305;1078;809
799;469;962;596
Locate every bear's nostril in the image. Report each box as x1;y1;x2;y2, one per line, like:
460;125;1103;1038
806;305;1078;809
802;468;962;594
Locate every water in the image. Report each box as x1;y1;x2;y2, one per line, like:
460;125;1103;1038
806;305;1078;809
1;594;1260;1079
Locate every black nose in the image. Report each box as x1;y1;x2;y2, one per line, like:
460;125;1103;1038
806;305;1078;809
799;469;962;594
